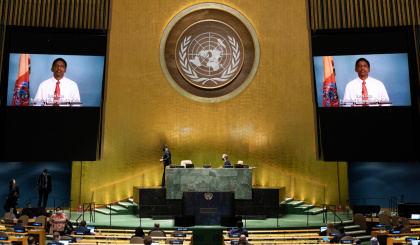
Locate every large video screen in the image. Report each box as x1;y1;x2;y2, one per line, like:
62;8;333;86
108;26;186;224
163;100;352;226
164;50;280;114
313;53;411;107
7;54;104;107
312;27;420;162
0;26;107;161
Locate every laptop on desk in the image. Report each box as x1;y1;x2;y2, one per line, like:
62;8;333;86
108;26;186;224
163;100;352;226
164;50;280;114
59;240;70;245
86;225;95;234
411;214;420;220
411;240;420;245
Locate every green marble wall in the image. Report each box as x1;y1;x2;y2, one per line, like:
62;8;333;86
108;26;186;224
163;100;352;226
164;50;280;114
166;168;252;199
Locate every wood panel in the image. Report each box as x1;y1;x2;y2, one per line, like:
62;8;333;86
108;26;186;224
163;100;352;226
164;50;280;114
0;0;109;29
309;0;420;29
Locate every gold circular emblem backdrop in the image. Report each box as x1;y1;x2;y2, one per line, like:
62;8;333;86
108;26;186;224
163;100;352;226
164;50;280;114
160;3;260;103
175;20;244;89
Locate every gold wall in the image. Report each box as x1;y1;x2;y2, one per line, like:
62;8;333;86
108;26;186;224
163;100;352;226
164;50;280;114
71;0;349;208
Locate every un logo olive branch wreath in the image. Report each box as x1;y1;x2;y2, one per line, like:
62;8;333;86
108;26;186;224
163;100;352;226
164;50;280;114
178;35;241;85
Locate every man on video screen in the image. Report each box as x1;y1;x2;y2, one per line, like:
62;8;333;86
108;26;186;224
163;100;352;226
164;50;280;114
34;58;80;102
343;58;389;103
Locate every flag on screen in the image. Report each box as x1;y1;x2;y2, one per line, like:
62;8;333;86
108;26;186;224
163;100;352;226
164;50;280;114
12;54;31;106
322;56;339;107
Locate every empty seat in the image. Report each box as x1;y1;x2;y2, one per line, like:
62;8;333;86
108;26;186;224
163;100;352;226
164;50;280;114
378;213;391;226
401;227;411;233
150;230;165;237
35;215;47;227
401;217;410;226
18;215;29;226
353;213;368;230
3;212;16;219
130;237;144;244
391;215;399;226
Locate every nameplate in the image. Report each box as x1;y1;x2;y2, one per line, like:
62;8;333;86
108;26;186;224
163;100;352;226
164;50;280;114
200;208;217;213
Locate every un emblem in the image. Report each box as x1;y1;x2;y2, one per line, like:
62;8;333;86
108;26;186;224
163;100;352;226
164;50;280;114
204;192;213;200
160;3;260;102
176;21;244;89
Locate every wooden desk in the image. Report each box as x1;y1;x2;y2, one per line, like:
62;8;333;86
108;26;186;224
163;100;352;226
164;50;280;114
94;229;193;235
3;218;48;225
223;235;332;241
28;229;45;245
222;229;321;234
224;243;329;245
71;234;192;243
371;230;389;238
376;232;420;245
364;217;420;225
74;236;191;244
3;229;45;245
387;237;411;245
76;243;190;245
8;235;28;245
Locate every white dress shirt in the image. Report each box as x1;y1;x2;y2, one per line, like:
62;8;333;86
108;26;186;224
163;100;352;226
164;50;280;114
343;77;389;103
34;77;80;102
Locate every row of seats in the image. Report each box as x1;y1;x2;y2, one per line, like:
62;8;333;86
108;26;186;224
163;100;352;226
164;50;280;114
353;213;410;230
2;213;48;227
63;227;328;244
223;228;335;244
63;230;190;244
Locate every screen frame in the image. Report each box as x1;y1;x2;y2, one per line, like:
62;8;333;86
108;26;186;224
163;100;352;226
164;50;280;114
311;26;420;162
0;26;107;161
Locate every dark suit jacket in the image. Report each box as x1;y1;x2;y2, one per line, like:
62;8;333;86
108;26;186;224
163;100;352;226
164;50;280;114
330;232;348;243
162;149;171;166
230;227;248;237
224;159;232;168
6;185;19;205
37;173;52;193
13;223;25;232
393;225;404;232
74;226;91;235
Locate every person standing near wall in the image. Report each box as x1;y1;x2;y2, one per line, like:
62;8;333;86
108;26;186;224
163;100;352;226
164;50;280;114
159;145;171;187
3;179;19;216
37;169;52;208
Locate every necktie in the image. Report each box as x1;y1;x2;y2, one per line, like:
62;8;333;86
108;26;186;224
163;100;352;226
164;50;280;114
362;80;368;100
54;80;60;100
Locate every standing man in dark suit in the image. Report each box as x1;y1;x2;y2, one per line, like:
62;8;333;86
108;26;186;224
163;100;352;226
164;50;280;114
4;179;19;216
37;169;52;208
160;145;171;187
